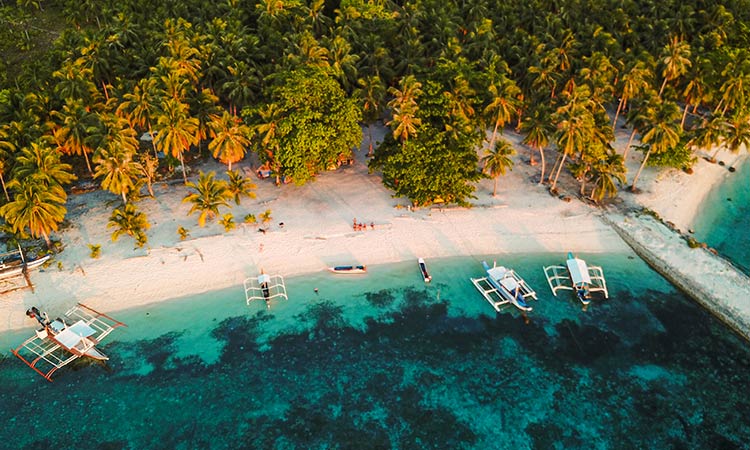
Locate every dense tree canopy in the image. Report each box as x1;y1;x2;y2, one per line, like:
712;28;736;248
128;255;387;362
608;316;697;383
1;0;750;243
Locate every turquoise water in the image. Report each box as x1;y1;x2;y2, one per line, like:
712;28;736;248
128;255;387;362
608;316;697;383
693;158;750;274
1;254;749;449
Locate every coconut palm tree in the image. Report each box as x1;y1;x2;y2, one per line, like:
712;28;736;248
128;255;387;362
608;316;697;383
14;141;77;192
51;99;98;176
226;170;256;205
154;98;199;184
355;75;386;156
117;77;160;157
93;142;140;204
657;36;691;97
484;74;521;152
613;60;652;130
631;100;681;191
481;138;515;197
0;126;16;201
590;151;626;203
521;105;553;185
387;75;422;144
208;111;251;171
183;171;231;227
0;179;67;249
108;203;150;248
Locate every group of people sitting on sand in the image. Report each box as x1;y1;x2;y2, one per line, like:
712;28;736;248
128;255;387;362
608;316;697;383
352;218;374;231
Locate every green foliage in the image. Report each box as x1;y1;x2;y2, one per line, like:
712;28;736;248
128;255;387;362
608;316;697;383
226;170;256;205
183;171;231;227
88;244;101;259
243;213;257;225
177;226;190;241
108;203;150;248
371;77;482;206
219;213;235;232
260;209;272;225
648;140;697;170
249;67;362;185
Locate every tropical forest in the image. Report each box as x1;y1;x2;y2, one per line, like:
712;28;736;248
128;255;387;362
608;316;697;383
1;0;750;249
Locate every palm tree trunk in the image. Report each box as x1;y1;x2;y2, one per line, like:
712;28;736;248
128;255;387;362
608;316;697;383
612;97;625;130
367;124;374;157
148;123;158;159
680;103;690;130
488;120;499;151
630;148;651;191
0;174;8;201
658;78;668;97
623;127;638;161
42;230;52;249
122;191;127;204
537;146;546;185
551;153;568;190
83;149;93;176
179;153;188;184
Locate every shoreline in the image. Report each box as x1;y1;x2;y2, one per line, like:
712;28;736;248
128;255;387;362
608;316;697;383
0;129;746;337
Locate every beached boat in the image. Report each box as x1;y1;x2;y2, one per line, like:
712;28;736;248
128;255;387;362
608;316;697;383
471;261;537;312
328;265;367;274
0;251;51;279
11;304;126;382
543;252;609;305
418;258;432;282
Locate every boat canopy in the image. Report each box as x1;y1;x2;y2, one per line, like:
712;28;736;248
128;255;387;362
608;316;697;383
566;257;592;286
54;321;96;349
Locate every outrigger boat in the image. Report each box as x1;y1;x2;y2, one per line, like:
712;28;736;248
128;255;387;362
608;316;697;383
244;270;288;308
543;252;609;305
471;261;537;312
11;304;126;382
328;265;367;274
0;250;51;280
418;258;432;282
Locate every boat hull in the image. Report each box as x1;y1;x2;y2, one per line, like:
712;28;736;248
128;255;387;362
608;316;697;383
328;265;367;274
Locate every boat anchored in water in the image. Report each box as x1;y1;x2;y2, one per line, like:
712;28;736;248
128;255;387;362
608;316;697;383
471;261;537;312
11;304;126;381
418;258;432;282
244;270;288;308
543;252;609;305
328;265;367;274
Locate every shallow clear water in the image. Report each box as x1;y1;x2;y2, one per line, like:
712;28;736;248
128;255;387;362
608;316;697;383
693;159;750;274
1;254;749;449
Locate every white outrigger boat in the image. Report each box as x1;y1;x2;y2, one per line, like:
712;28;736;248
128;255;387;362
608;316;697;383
418;258;432;282
11;304;126;382
543;252;609;305
0;250;51;280
471;261;537;312
244;270;288;308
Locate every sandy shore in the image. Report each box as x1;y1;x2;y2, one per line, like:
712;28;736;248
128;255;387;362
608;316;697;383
0;126;745;336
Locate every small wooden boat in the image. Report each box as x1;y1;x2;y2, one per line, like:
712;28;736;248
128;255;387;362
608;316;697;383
471;261;537;312
418;258;432;282
328;265;367;274
543;252;609;305
0;252;51;279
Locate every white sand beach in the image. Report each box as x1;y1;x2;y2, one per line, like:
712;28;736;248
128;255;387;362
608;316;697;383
0;126;747;336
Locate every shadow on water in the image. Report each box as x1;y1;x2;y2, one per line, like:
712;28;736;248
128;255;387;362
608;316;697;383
1;257;749;449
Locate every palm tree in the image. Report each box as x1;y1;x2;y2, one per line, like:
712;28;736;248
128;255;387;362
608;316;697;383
117;78;160;157
93;142;140;204
658;36;691;97
154;98;199;183
108;203;150;248
182;171;231;227
387;75;423;144
0;126;16;201
613;60;652;130
481;138;515;197
208;111;251;171
14;141;77;191
51;99;98;176
722;112;750;156
631;100;681;191
484;74;521;152
590;151;626;203
0;179;67;249
355;75;386;156
521;105;554;185
226;170;256;205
